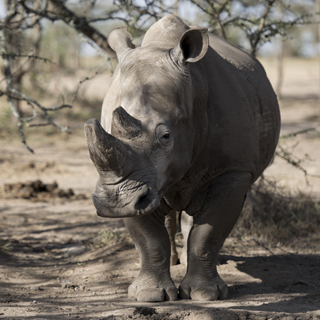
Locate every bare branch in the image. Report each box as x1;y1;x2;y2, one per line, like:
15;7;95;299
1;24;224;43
20;0;116;56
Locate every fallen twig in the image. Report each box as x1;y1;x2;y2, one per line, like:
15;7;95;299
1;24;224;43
295;280;320;292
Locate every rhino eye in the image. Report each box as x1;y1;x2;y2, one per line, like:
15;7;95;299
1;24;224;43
159;132;171;146
156;124;172;146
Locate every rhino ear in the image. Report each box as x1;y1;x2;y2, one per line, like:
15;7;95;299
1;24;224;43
108;26;135;60
173;28;209;64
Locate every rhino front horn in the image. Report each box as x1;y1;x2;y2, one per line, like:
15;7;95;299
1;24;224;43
84;118;128;173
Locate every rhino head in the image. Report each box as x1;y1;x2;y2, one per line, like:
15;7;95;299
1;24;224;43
85;23;209;218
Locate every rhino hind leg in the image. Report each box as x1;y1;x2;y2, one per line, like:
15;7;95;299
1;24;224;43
179;171;252;301
179;211;193;266
124;210;177;302
164;210;179;265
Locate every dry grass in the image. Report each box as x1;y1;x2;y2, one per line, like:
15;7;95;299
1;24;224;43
233;178;320;249
0;238;12;252
89;229;129;248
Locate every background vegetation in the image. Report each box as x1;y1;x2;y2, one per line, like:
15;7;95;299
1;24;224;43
0;0;319;151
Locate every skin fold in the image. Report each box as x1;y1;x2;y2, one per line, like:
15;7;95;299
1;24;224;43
85;14;280;302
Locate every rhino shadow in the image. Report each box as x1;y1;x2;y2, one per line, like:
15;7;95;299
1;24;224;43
220;253;320;313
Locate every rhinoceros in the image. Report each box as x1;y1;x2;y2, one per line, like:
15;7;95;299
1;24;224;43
84;15;280;302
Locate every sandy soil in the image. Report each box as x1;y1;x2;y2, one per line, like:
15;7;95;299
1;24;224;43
0;58;320;319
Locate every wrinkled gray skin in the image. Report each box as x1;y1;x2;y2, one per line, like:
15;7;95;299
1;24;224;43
84;15;280;302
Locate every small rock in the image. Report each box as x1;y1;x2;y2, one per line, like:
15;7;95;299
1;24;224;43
54;188;68;198
30;286;43;291
21;162;35;170
45;181;58;192
75;193;87;200
32;180;46;192
68;245;86;256
61;282;73;289
18;186;34;199
4;182;24;193
36;192;51;201
30;286;39;291
67;188;74;196
39;161;55;171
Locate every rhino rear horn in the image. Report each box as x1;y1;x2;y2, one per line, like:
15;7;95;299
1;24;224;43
84;118;128;173
111;107;142;139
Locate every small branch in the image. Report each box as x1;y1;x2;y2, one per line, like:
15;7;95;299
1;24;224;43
18;125;34;153
280;127;319;139
296;280;320;292
275;143;320;183
78;33;115;71
211;0;229;39
47;104;72;111
250;0;276;56
275;146;309;181
0;51;57;85
27;122;54;128
188;0;212;17
188;0;228;38
1;52;57;65
7;87;70;132
251;238;275;255
276;127;320;181
72;66;109;105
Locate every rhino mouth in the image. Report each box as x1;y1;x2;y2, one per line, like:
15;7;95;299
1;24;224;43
92;183;161;218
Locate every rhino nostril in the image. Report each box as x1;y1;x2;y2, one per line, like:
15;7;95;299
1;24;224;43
135;189;150;211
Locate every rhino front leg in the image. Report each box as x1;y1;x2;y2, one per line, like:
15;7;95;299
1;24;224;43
124;209;178;302
179;171;252;301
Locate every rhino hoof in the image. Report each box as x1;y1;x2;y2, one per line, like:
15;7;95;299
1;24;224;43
136;288;165;302
129;285;177;302
179;276;228;301
191;286;226;301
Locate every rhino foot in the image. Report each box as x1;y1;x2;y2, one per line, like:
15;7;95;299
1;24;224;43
128;273;178;302
179;274;228;301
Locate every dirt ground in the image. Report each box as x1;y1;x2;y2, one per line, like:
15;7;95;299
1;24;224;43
0;58;320;320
